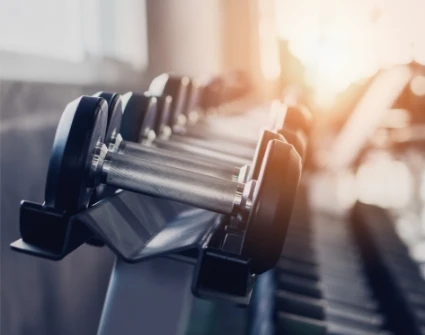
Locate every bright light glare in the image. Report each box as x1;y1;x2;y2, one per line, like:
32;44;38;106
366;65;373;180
410;75;425;96
258;19;281;81
355;154;413;208
274;0;425;107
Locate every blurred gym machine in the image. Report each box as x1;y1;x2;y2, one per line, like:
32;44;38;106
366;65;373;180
10;70;312;335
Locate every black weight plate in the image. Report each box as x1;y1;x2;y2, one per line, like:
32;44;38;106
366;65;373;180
242;140;302;274
200;75;224;109
249;129;285;180
279;128;307;160
120;92;157;142
149;74;189;126
93;92;122;145
152;95;172;136
44;96;108;212
183;80;202;117
282;104;313;135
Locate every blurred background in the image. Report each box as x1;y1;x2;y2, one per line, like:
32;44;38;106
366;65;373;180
1;0;425;334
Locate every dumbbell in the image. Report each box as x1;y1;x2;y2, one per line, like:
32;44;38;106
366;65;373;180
180;70;252;124
276;213;381;311
147;74;311;157
96;91;284;183
153;74;311;154
276;290;385;331
120;91;254;168
277;312;391;335
45;96;302;273
119;89;308;169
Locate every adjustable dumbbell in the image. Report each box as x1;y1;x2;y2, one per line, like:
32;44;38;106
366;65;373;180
46;96;302;273
96;92;284;182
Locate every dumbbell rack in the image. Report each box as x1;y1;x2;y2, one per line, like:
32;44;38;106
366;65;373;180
352;202;425;335
12;189;258;334
249;188;425;335
249;186;392;335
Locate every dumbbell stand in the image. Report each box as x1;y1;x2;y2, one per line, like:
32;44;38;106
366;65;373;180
97;257;195;335
13;187;253;335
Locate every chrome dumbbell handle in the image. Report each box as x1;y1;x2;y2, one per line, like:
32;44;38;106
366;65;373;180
92;144;252;216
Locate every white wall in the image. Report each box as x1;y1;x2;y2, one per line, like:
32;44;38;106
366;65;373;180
146;0;224;78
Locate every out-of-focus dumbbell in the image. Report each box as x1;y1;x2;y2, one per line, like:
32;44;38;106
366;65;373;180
45;96;302;273
95;92;288;182
95;92;285;182
352;203;425;334
276;290;385;331
109;90;308;179
147;74;311;159
118;89;309;169
276;208;381;313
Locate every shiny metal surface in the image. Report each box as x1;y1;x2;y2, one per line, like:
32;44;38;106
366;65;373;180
118;141;237;180
78;191;220;261
154;138;249;167
237;180;256;227
237;164;250;183
101;152;243;215
169;135;255;160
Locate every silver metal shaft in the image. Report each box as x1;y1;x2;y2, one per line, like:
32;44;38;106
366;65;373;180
118;141;238;181
169;135;255;160
154;139;249;167
101;152;244;215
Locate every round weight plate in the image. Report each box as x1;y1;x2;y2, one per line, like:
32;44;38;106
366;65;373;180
249;129;285;181
283;104;313;135
183;80;202;117
44;96;108;212
242;140;302;274
278;128;306;160
153;95;173;135
201;76;224;109
149;74;189;126
120;93;157;142
93;92;122;145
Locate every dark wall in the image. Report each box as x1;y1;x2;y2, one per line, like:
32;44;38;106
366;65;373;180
0;81;116;335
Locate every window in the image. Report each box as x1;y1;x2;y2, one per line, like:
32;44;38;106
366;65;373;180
0;0;148;84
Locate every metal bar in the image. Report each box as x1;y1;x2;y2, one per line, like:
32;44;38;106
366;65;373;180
97;257;194;335
119;141;237;180
102;152;242;215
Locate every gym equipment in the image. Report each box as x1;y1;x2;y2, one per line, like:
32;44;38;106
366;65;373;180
118;90;308;171
95;92;285;182
352;203;425;335
43;95;302;273
146;74;311;158
10;70;310;335
249;186;391;335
